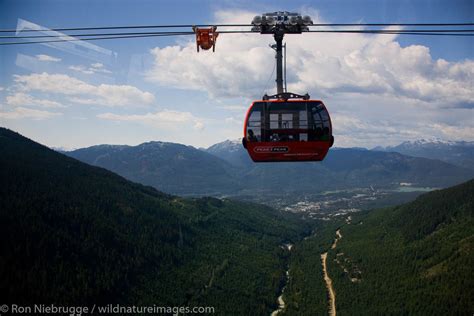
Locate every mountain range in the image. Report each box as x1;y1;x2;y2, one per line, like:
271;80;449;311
68;141;239;196
67;139;474;202
373;139;474;170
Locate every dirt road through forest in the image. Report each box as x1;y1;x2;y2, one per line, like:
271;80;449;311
321;229;342;316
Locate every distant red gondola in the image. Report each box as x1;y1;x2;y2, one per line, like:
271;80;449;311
242;98;334;162
193;26;218;52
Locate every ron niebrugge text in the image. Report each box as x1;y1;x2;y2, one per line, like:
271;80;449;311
7;304;215;315
9;304;89;315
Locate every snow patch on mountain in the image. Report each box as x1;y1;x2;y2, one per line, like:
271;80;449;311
375;139;474;151
206;139;242;153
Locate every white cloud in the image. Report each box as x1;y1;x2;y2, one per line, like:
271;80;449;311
144;9;473;147
97;109;204;130
69;65;95;75
289;41;474;107
0;87;4;91
6;92;64;108
91;63;104;69
332;113;417;147
147;11;274;99
331;111;474;147
428;123;474;141
36;54;61;62
0;106;62;120
69;63;112;75
14;72;155;107
146;10;473;108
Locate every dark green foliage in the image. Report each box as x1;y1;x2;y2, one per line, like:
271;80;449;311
283;220;343;316
281;180;473;315
390;181;474;241
3;126;472;315
330;180;474;315
0;128;309;314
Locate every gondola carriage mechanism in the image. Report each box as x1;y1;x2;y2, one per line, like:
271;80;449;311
241;12;334;162
192;12;334;162
242;94;334;162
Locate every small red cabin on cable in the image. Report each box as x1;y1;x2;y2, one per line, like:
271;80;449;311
242;96;334;162
193;26;218;52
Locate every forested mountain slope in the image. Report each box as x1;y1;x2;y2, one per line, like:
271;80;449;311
0;127;308;315
284;179;474;315
375;139;474;170
67;141;240;195
68;140;474;198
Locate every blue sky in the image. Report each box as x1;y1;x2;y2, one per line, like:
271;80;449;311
0;0;472;149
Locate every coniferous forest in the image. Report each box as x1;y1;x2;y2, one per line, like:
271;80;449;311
1;127;473;315
283;180;474;315
0;128;310;314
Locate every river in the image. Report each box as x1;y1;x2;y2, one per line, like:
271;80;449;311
270;243;293;316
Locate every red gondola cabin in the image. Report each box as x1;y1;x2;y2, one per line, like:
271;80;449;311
242;100;334;162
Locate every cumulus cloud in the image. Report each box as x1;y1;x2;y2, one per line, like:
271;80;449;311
331;113;419;147
331;112;474;147
6;92;64;108
147;11;274;99
144;9;473;146
14;72;155;107
0;106;62;120
146;10;473;108
36;54;61;62
289;41;474;108
97;109;205;130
